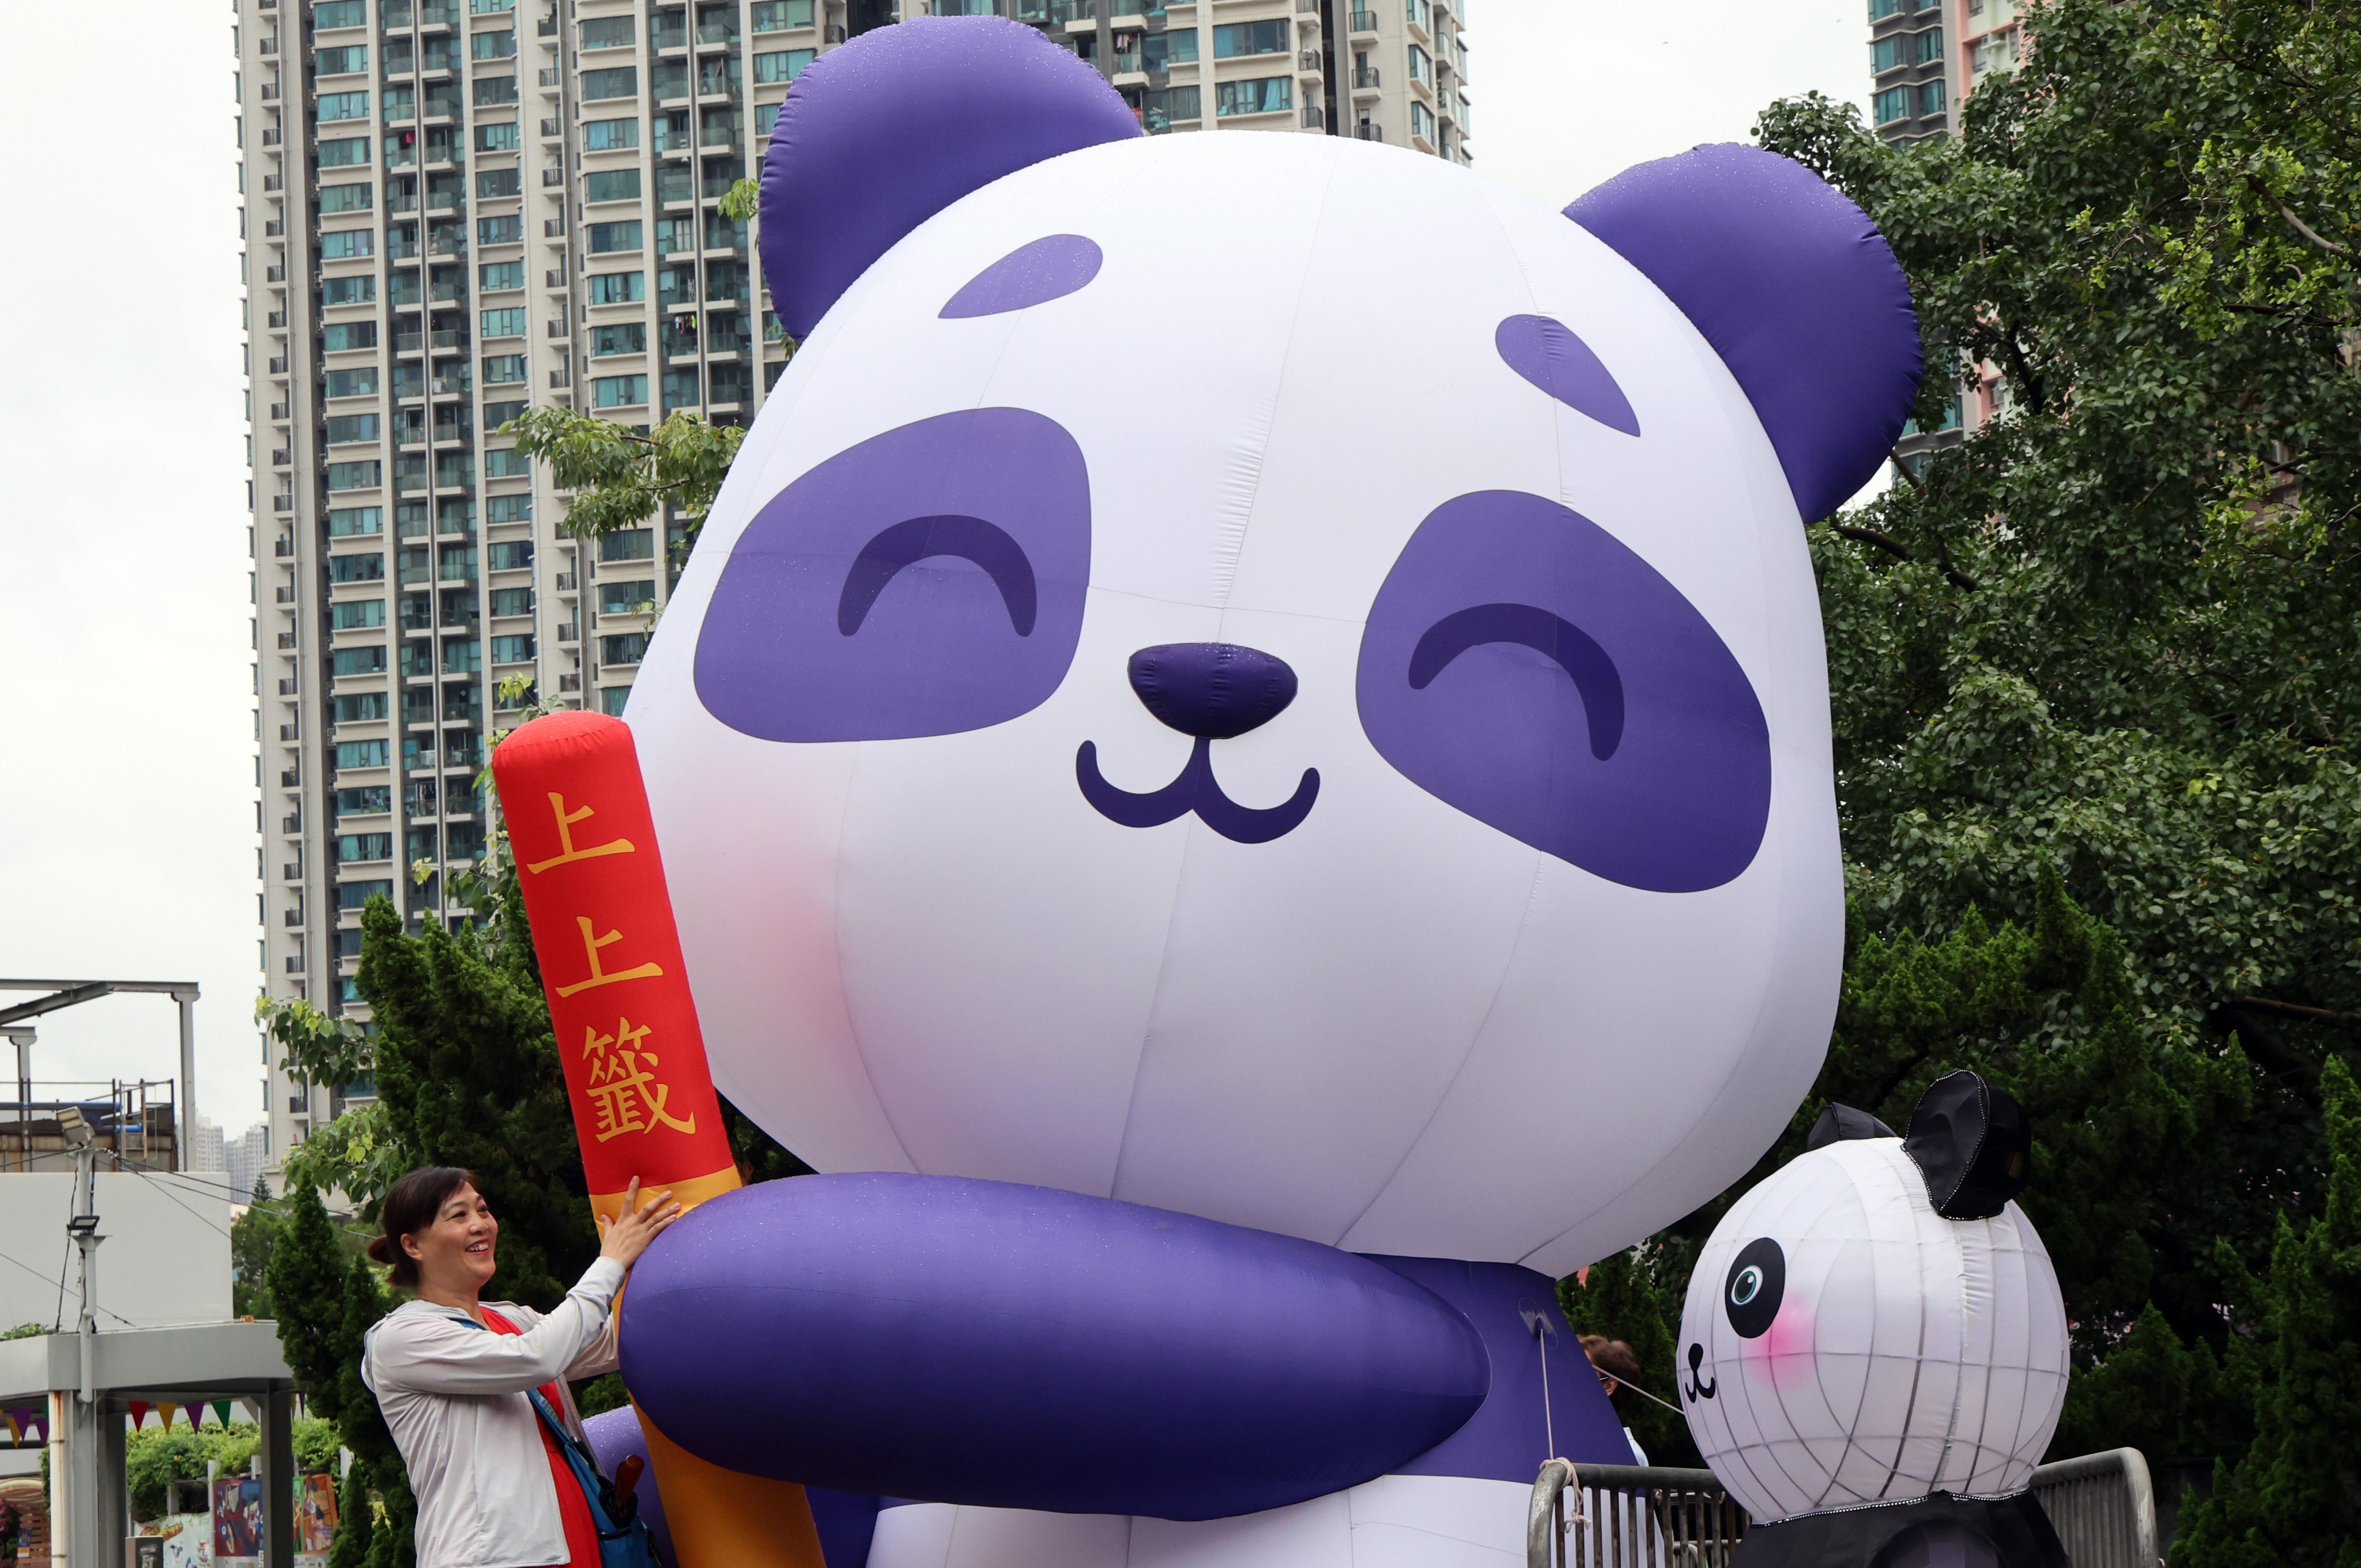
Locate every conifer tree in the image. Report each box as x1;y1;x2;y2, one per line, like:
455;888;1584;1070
2174;1056;2361;1566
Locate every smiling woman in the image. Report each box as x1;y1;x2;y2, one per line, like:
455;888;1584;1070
360;1168;681;1568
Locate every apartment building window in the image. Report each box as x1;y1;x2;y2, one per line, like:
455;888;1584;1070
476;122;521;153
582;15;636;47
602;633;650;666
599;580;656;614
1409;99;1435;142
436;543;478;582
488;539;535;569
448;823;487;860
1868;0;1907;15
319;182;374;215
475;262;521;293
326;367;379;398
1873;85;1913;123
752;0;814;29
662;367;700;410
477;168;522;199
329;507;384;538
443;640;482;674
591;374;649;408
338;879;394;909
600;528;655;562
593;322;647;355
583;67;639;101
326;322;379;353
1408;44;1432;83
316;0;367;27
472;29;516;59
753;48;816;83
320;90;371;123
322;275;376;307
587;169;643;204
480;307;527;339
484;399;526;430
327;466;385;497
320;136;371;167
490;587;535;616
473;77;519;107
756;101;783;137
321;229;375;261
327;413;382;444
482;353;527;385
1213;19;1288;56
486;493;532;523
599;686;633;716
333;606;387;638
1215;76;1292;116
1143;29;1197;68
710;363;752;405
584;118;640;152
471;0;516;12
699;56;744;96
332;647;389;678
1917;27;1944;61
491;634;536;663
1141;85;1200;128
1406;0;1429;27
335;786;393;816
337;833;394;864
590;221;644;254
1873;32;1908;70
484;448;530;477
317;45;369;75
1918;79;1947;115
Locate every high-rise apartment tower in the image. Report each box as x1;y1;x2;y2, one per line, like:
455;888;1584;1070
1869;0;2021;465
236;0;1473;1172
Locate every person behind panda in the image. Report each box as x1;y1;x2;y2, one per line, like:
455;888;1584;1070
1579;1333;1651;1466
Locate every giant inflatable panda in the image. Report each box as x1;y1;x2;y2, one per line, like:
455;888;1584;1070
599;15;1921;1566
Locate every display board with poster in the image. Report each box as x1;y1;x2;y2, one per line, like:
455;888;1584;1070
157;1514;212;1568
210;1478;262;1567
295;1472;337;1565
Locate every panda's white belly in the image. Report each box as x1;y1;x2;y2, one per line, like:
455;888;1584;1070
866;1474;1527;1568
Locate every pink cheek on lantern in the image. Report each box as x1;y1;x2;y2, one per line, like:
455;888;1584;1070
1739;1301;1817;1389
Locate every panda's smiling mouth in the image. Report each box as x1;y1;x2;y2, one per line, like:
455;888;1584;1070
1076;642;1321;845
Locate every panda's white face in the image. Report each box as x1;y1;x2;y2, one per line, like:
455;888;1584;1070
625;131;1843;1273
1677;1139;2070;1522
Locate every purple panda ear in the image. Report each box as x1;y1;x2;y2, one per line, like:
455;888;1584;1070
760;18;1140;340
1566;144;1921;524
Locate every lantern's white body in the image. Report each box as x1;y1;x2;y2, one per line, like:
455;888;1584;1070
627;130;1845;1281
1679;1138;2070;1524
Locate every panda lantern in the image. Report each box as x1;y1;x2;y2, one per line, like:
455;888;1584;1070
491;8;1932;1565
1680;1072;2072;1567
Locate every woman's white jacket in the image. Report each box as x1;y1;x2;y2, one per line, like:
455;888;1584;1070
361;1257;624;1568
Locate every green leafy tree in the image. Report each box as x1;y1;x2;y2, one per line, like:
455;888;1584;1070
2174;1056;2361;1566
1560;1244;1694;1467
231;1180;284;1320
1569;0;2361;1495
502;407;749;560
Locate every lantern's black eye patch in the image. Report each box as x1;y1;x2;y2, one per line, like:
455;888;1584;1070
1724;1237;1785;1339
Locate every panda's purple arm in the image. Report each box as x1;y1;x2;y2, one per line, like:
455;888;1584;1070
612;1173;1496;1522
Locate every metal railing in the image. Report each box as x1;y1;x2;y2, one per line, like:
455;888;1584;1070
1529;1452;2162;1568
2033;1449;2160;1568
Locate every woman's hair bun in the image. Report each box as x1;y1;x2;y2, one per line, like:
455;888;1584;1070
364;1233;398;1266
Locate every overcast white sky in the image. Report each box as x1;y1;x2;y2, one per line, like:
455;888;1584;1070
0;1;1872;1132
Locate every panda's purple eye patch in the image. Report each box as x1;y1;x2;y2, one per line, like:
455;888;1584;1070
695;409;1091;743
940;235;1104;318
1493;315;1642;436
1356;491;1768;893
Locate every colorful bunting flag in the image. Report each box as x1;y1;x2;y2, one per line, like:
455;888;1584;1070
127;1400;149;1430
213;1398;232;1430
157;1401;178;1432
2;1411;17;1444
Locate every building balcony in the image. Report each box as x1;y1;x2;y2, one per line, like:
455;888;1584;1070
1349;10;1379;31
1352;66;1381;90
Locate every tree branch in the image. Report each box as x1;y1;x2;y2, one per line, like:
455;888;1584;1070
2233;995;2361;1027
2277;201;2354;258
1832;523;1914;561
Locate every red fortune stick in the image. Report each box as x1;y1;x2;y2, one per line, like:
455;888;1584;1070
491;711;825;1568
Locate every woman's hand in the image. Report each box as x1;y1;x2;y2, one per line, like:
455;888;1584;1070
597;1177;684;1270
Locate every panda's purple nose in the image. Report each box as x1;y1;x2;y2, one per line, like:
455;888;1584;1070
1127;643;1298;740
